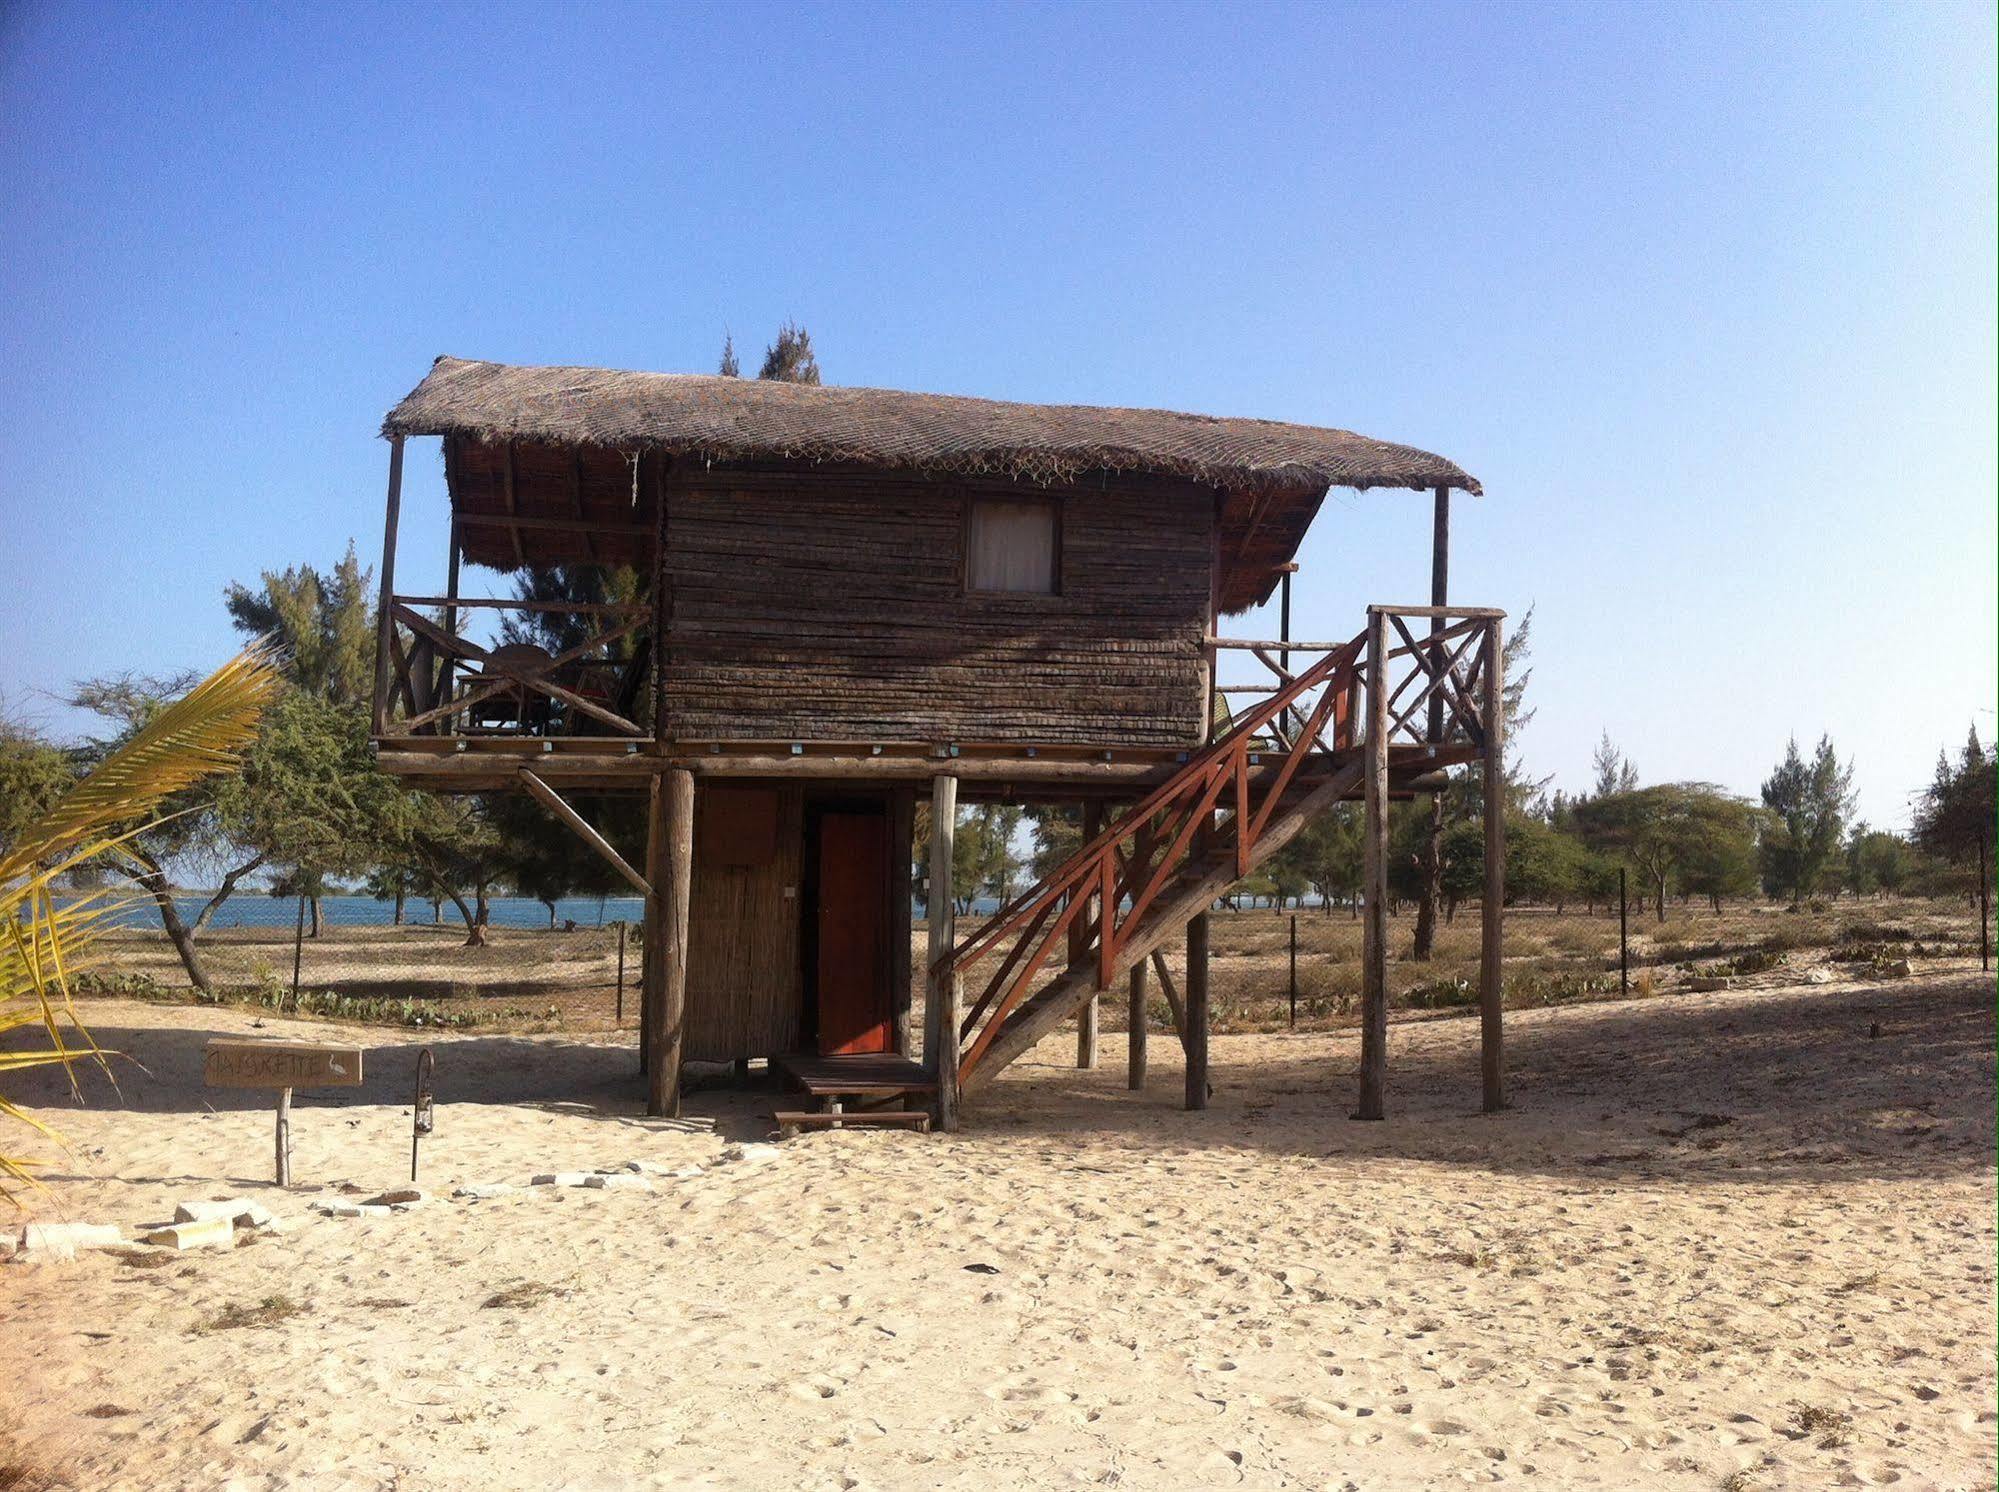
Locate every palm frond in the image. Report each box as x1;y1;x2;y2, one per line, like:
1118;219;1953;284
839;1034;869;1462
1;643;281;1203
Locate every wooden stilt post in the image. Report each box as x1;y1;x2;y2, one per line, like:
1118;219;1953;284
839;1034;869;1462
926;774;960;1132
1479;616;1507;1113
1356;607;1390;1120
1127;960;1148;1090
1185;911;1210;1110
1075;799;1102;1069
646;768;694;1118
274;1086;292;1188
371;437;404;738
1416;485;1449;962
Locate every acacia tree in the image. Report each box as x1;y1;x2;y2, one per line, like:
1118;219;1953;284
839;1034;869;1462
1574;783;1760;920
1758;735;1856;903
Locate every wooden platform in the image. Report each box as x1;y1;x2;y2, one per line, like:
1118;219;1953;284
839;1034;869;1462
771;1053;936;1109
774;1109;931;1138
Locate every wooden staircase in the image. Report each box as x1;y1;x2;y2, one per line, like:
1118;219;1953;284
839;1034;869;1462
936;605;1505;1104
941;634;1370;1098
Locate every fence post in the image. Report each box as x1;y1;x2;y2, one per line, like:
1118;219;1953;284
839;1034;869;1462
1288;913;1298;1028
1619;868;1629;993
616;922;627;1026
290;893;306;1012
1980;828;1990;973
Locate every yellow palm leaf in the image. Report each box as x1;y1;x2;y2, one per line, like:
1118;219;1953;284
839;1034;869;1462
1;642;281;1203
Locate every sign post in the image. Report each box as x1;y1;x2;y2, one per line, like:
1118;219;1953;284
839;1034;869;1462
204;1040;365;1186
411;1048;435;1184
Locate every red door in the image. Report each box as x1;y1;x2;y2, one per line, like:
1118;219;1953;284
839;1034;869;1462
816;812;892;1055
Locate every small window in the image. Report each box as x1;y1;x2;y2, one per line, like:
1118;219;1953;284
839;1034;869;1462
967;497;1059;594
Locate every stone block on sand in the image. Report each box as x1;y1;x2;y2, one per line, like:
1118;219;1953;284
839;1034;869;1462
364;1188;428;1208
453;1183;522;1201
18;1222;124;1260
531;1172;591;1188
174;1198;275;1229
315;1201;394;1219
583;1174;654;1192
141;1216;235;1251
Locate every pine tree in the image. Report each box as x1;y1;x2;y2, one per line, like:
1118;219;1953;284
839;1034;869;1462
718;334;740;377
758;321;821;384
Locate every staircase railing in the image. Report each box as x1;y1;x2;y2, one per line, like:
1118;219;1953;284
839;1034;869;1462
947;632;1366;1085
943;604;1504;1092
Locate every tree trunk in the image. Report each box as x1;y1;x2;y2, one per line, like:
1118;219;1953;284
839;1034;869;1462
392;886;405;926
430;898;442;925
1655;875;1667;922
128;864;213;995
309;894;325;939
1413;793;1442;961
191;853;267;934
443;886;486;947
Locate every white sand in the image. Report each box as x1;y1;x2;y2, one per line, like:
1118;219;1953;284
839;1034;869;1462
2;970;1993;1490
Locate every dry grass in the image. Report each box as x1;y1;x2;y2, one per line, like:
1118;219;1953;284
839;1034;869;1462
481;1280;569;1310
193;1294;308;1334
76;897;1990;1040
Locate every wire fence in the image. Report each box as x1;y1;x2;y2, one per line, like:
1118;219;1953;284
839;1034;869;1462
87;911;641;1032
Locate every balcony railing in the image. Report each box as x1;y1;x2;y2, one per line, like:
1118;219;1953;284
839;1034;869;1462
373;596;652;740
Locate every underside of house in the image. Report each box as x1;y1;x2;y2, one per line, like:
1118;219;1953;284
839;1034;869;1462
369;355;1508;1128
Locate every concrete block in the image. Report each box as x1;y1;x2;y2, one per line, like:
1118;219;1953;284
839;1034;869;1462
18;1222;124;1259
140;1216;235;1250
364;1188;428;1208
314;1201;393;1219
530;1172;591;1188
453;1183;521;1201
583;1173;654;1192
622;1160;702;1179
1686;976;1732;993
718;1144;780;1168
174;1198;274;1228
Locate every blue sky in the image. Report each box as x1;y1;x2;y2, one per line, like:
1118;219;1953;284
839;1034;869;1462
1;1;1991;828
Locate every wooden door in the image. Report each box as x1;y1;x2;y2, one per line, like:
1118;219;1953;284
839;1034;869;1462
815;812;892;1055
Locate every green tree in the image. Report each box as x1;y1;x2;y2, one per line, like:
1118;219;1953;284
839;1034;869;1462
216;690;411;939
759;321;821;384
1758;735;1856;903
1021;804;1082;879
0;712;76;855
1845;826;1910;898
1912;727;1996;892
718;333;741;377
1574;783;1761;920
1275;802;1363;916
1590;731;1639;798
223;544;375;707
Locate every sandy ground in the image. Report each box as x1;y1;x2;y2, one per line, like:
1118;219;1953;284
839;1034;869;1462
1;970;1993;1491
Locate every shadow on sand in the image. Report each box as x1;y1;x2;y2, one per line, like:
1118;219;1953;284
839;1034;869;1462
8;973;1992;1188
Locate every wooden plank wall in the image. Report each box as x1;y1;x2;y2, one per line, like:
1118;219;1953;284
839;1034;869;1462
661;470;1215;747
683;785;804;1061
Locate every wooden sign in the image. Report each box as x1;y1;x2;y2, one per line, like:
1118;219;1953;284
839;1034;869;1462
204;1040;364;1090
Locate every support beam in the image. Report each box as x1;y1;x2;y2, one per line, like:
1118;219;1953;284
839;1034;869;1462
1356;608;1390;1120
888;785;916;1057
1127;960;1148;1090
925;774;960;1131
518;770;651;897
1184;912;1210;1111
646;768;694;1118
439;526;462;736
1074;799;1102;1069
1416;484;1450;964
1479;618;1507;1113
371;437;404;736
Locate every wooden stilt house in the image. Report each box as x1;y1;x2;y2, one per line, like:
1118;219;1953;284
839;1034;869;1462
371;356;1506;1127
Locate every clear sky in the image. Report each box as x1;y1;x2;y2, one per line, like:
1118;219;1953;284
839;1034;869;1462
1;1;1992;829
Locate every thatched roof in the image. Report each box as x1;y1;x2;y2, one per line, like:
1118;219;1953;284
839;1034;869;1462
384;356;1481;500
